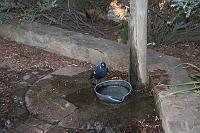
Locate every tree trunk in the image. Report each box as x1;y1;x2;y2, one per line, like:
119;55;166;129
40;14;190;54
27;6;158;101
129;0;148;88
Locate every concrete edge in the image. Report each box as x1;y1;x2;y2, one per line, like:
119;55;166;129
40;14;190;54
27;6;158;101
151;65;200;133
0;22;129;71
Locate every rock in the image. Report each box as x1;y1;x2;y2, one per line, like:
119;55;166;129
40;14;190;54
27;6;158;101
149;49;200;133
0;23;129;71
51;66;88;76
23;75;31;80
25;66;92;124
58;109;80;129
26;85;77;124
5;119;12;128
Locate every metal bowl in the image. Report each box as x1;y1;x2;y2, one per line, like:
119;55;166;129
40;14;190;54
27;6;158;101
94;80;132;104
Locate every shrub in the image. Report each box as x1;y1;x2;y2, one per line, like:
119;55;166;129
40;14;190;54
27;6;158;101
0;0;58;23
167;0;200;25
171;0;200;18
0;1;24;24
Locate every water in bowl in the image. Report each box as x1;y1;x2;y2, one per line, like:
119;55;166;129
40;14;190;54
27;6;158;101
97;85;130;100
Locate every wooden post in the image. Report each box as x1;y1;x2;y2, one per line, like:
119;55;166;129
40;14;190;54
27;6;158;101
128;0;148;88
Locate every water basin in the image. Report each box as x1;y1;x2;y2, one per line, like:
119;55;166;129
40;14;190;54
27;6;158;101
94;80;132;104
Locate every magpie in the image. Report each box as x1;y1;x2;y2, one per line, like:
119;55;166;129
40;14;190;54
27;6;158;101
90;62;108;84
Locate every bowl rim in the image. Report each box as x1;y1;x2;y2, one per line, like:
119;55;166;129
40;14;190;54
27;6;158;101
94;80;132;102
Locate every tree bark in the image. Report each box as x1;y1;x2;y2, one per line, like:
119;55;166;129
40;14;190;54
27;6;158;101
129;0;148;88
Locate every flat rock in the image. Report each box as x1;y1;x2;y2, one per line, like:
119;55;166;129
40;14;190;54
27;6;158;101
0;23;128;71
51;66;88;76
58;109;81;129
26;85;77;124
25;66;92;124
148;50;200;133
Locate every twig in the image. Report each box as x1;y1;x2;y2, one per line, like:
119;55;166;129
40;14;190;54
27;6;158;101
40;6;105;37
59;7;105;36
59;11;65;24
148;8;168;23
41;13;57;23
175;63;200;72
189;24;200;31
41;13;76;29
67;0;70;12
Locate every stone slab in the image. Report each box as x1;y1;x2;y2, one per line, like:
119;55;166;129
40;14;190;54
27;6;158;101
0;23;128;71
25;66;92;124
23;126;43;133
148;50;200;133
15;123;31;132
51;66;88;76
26;85;77;124
44;126;69;133
57;109;81;129
147;49;191;86
157;93;200;133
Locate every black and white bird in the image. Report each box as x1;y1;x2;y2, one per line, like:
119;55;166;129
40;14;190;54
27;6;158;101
90;62;108;84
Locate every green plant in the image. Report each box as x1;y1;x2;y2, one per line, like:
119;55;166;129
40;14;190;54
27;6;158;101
118;20;128;44
0;13;10;24
165;63;200;95
171;0;200;18
0;1;24;23
37;0;58;11
167;0;200;25
166;81;200;95
22;10;39;22
0;1;24;11
149;0;200;44
0;0;59;24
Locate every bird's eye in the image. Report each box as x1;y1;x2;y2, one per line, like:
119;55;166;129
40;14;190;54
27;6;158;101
101;62;106;68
